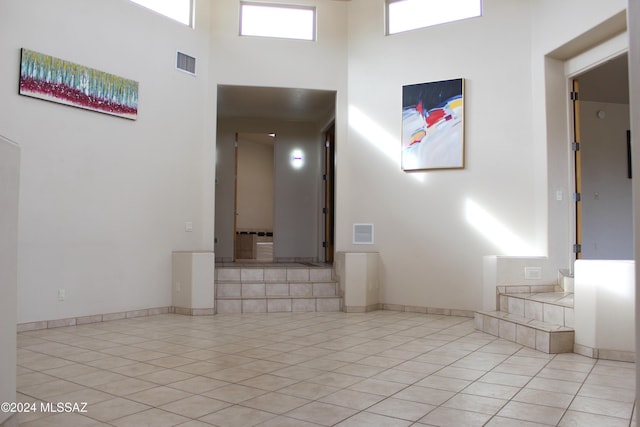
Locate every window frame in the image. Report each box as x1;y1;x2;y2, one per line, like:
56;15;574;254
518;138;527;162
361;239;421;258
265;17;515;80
385;0;482;35
239;1;317;41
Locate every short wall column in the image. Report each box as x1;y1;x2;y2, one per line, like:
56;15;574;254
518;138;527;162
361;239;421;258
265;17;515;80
336;252;380;312
172;251;215;315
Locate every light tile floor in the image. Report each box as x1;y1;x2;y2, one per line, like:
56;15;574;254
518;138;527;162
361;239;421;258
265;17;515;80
14;311;637;427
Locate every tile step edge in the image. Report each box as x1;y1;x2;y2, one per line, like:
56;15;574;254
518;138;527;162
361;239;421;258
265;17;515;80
476;310;573;332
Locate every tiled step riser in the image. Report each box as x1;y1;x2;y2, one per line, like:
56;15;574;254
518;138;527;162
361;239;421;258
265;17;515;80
500;295;575;328
215;266;342;313
216;267;334;282
217;298;342;314
475;312;574;353
217;282;338;298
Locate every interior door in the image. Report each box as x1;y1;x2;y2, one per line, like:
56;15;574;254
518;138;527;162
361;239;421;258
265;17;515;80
572;79;582;260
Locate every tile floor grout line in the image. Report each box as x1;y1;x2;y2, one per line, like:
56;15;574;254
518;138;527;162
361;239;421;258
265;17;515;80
15;312;636;427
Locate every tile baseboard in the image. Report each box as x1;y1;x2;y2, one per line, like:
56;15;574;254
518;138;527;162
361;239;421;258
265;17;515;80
16;307;172;332
16;303;476;332
344;303;382;313
574;343;635;363
174;307;215;316
381;304;475;318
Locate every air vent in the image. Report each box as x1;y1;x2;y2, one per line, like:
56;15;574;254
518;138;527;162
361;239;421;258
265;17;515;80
353;223;374;245
176;51;196;75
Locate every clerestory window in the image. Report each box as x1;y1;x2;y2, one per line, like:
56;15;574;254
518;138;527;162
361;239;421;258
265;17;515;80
130;0;193;27
240;2;316;41
386;0;482;35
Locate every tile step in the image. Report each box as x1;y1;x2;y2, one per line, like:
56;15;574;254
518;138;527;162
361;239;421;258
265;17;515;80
216;295;341;300
216;297;342;313
216;268;335;283
475;310;574;354
217;282;338;298
500;292;573;308
498;292;574;328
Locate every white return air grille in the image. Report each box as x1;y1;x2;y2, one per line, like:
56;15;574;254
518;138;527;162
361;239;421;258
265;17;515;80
176;51;196;75
353;223;374;245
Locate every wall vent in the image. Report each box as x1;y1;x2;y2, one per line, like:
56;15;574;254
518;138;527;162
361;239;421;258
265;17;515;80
176;51;196;75
353;223;374;245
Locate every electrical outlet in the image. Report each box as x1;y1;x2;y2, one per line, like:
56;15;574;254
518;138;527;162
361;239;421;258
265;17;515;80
175;282;182;292
58;289;66;301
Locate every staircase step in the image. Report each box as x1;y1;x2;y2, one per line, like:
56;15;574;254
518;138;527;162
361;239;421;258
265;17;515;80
216;266;335;282
214;264;341;313
499;292;574;328
216;282;338;298
475;310;573;354
217;297;342;313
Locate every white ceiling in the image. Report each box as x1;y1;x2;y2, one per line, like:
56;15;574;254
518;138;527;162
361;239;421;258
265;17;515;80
217;85;336;122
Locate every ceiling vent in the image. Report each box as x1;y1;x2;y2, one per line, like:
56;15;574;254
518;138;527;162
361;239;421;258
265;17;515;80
176;51;196;75
353;223;374;245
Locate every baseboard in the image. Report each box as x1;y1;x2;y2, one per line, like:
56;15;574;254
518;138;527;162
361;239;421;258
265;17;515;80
344;303;382;313
574;343;635;363
16;307;172;332
382;304;475;318
173;307;215;316
16;302;475;333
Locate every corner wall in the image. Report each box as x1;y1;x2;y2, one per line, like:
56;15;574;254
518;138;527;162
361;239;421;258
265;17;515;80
0;136;19;426
628;0;640;399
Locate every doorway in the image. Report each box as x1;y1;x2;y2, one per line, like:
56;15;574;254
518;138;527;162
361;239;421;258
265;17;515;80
572;54;632;260
214;85;337;264
234;132;275;261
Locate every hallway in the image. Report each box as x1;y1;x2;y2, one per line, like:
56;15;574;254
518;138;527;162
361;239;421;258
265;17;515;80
15;311;636;426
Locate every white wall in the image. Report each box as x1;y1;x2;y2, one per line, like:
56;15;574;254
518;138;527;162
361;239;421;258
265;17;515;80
580;101;632;259
0;0;214;323
530;0;627;275
345;0;541;310
0;136;19;426
0;0;632;326
574;259;635;360
341;0;629;311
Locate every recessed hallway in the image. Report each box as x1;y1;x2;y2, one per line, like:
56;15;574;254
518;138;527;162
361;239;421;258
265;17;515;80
14;311;636;426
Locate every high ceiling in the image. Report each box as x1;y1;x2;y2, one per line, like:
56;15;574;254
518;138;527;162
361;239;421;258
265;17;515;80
217;85;336;122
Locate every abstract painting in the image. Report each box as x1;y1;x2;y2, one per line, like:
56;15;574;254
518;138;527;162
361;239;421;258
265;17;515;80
401;78;464;170
19;48;138;120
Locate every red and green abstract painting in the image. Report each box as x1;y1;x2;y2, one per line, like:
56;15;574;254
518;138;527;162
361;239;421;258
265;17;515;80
19;48;138;120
